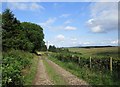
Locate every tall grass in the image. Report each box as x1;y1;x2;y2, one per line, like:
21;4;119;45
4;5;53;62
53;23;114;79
23;54;39;85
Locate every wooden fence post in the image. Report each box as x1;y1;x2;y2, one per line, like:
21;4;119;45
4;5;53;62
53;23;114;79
90;56;92;69
110;57;113;72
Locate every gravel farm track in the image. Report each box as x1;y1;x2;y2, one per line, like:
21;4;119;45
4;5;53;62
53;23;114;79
33;56;89;86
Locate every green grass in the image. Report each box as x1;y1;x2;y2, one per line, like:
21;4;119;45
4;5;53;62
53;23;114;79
43;58;67;85
68;47;119;58
23;54;39;85
49;55;120;85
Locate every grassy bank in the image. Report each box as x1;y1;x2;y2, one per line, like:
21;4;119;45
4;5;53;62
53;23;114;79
23;54;39;85
2;49;38;86
49;55;120;85
43;58;66;85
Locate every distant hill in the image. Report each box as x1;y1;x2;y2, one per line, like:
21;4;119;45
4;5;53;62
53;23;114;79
65;45;117;48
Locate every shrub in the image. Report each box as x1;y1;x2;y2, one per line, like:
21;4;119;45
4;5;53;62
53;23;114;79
2;49;33;87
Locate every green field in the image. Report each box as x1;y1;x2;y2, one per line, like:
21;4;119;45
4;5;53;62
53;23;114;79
49;46;120;85
68;47;119;58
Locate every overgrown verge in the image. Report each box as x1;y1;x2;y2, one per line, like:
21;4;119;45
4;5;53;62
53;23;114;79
48;53;120;85
2;49;34;87
23;54;38;85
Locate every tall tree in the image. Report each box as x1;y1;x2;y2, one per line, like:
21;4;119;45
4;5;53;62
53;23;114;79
21;22;44;52
2;9;22;51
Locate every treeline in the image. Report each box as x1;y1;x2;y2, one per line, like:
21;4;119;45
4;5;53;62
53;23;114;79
48;45;69;52
2;9;46;52
2;9;46;86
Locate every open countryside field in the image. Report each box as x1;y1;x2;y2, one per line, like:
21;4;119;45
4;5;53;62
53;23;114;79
2;2;119;86
68;47;119;58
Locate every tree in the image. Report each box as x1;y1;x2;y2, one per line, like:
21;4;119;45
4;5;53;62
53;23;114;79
41;44;47;51
21;22;44;52
2;9;20;32
2;9;22;51
2;9;45;52
48;45;57;52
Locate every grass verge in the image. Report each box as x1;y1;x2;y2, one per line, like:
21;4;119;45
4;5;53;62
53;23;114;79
49;55;120;85
43;58;67;85
23;54;39;85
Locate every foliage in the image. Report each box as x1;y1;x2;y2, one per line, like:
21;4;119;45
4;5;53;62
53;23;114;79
2;49;33;87
2;9;45;52
48;45;57;52
40;44;47;51
50;52;120;84
48;45;69;53
23;54;38;85
49;54;120;85
2;9;45;86
21;22;44;52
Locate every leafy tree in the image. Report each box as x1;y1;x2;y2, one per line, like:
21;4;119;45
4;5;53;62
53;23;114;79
21;22;44;52
41;44;47;51
2;9;45;52
2;9;20;32
48;45;57;52
2;9;22;51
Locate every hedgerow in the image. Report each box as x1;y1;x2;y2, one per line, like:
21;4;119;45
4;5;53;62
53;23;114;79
2;49;33;87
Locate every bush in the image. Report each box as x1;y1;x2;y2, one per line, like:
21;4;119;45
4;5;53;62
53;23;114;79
2;49;33;87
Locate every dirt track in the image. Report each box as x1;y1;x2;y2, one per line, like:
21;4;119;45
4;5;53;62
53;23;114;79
33;56;89;85
33;57;53;85
46;58;88;85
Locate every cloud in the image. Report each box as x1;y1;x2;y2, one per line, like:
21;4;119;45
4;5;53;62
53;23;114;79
111;40;118;44
79;42;92;45
60;14;71;18
91;25;104;33
8;2;44;11
39;17;56;27
64;26;77;30
87;2;118;33
64;20;72;24
56;34;65;42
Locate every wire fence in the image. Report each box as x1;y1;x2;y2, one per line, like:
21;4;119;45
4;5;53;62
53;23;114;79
51;53;120;80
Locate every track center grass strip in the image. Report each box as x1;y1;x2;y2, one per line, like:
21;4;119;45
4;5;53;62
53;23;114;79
43;58;67;85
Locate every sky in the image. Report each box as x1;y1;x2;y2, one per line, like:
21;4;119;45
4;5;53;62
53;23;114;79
2;2;119;47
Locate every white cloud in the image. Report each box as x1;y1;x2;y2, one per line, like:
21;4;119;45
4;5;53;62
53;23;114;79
64;20;72;24
8;2;44;11
64;26;77;30
91;25;104;33
56;34;65;42
111;40;118;44
30;3;44;10
60;14;71;18
81;42;92;45
87;2;118;33
39;17;56;26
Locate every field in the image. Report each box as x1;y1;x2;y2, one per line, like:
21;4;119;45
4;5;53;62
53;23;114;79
68;47;119;58
48;46;120;85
